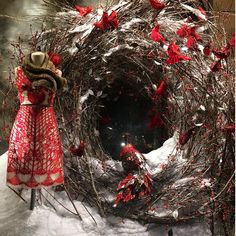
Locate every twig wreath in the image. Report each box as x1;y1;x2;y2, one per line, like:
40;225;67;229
6;0;235;233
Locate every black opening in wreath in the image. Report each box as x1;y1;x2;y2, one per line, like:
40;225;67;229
99;80;165;160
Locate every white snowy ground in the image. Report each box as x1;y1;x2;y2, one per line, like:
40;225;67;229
0;136;211;236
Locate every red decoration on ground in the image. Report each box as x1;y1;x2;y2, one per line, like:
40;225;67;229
7;67;64;188
114;172;153;207
179;127;195;145
229;36;235;47
94;11;119;30
74;5;93;16
69;140;85;157
150;23;166;44
166;41;191;64
212;45;231;60
48;52;61;66
149;0;166;10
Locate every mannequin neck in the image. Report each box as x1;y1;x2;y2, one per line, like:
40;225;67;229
30;52;45;67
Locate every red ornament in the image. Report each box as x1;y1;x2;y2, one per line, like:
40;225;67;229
69;140;85;157
179;127;195;145
48;52;61;67
74;5;93;16
149;0;166;10
166;41;191;64
150;23;166;44
94;11;119;30
210;60;221;72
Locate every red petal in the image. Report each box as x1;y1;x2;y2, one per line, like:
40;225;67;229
74;5;93;17
186;36;197;50
149;0;166;10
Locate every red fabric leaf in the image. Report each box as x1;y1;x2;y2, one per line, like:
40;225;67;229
108;10;119;29
150;23;166;44
212;45;231;59
148;112;164;129
74;5;93;16
48;52;61;66
210;60;221;72
229;36;235;47
149;0;166;10
176;24;189;38
179;127;195;145
69;140;85;157
166;41;191;64
94;11;119;30
186;36;197;50
153;80;166;97
222;123;235;133
203;42;211;56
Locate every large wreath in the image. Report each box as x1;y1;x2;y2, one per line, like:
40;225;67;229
6;0;235;233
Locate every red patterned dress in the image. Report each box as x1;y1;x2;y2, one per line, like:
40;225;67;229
7;67;64;188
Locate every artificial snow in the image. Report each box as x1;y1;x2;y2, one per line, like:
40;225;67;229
0;141;211;235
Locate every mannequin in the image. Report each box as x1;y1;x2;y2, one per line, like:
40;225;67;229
31;51;46;67
8;51;66;210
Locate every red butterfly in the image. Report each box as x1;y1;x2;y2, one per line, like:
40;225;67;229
94;11;119;30
75;5;93;17
149;0;166;10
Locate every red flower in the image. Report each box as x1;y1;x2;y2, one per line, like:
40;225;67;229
203;42;211;56
69;140;85;157
222;123;235;133
179;127;195;145
150;23;166;44
229;36;235;47
210;60;221;72
148;112;164;129
94;11;119;30
149;0;166;10
166;41;191;64
153;80;166;98
74;5;93;17
48;52;61;66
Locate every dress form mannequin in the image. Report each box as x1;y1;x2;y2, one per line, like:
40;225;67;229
30;51;46;67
